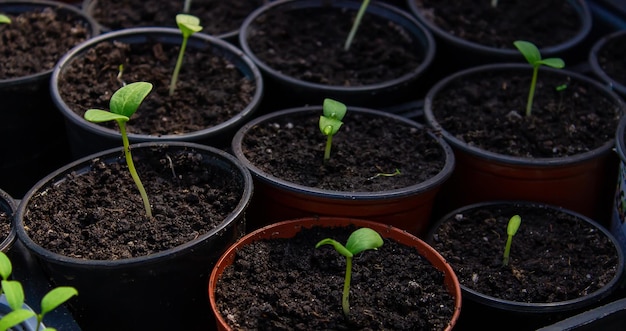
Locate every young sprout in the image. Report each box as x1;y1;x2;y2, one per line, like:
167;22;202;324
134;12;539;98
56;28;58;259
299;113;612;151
344;0;370;51
169;14;203;96
367;168;401;181
316;227;383;317
0;14;10;24
183;0;192;13
116;64;126;87
556;83;568;111
514;40;565;117
319;98;347;163
0;252;78;331
84;82;154;217
502;215;521;266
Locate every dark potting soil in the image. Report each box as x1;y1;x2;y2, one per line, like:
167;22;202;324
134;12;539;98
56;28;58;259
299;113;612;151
245;5;424;86
23;145;242;260
0;7;91;79
430;69;621;158
596;32;626;87
87;0;263;35
215;225;456;330
430;203;619;303
0;210;10;245
240;111;447;192
57;38;256;135
411;0;581;50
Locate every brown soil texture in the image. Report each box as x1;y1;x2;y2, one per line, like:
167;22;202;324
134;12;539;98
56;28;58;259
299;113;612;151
215;224;457;330
240;110;448;192
22;145;243;260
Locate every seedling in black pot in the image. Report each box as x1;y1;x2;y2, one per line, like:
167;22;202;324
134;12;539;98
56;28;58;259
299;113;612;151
83;82;154;217
319;98;347;163
169;14;203;96
514;40;565;116
316;227;383;317
344;0;370;51
502;215;521;266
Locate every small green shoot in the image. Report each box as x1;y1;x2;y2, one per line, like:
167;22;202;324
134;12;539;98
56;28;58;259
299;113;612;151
319;98;347;163
169;14;203;96
514;40;565;117
556;83;568;111
84;82;154;217
367;168;401;181
316;227;383;317
344;0;370;51
183;0;192;13
116;64;126;87
502;215;521;266
0;252;78;331
0;14;10;24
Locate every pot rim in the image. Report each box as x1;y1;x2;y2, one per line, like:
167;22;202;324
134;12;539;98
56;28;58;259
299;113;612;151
238;0;436;94
208;216;462;331
232;105;456;200
0;189;17;253
589;29;626;96
427;200;626;313
14;141;253;267
50;26;264;142
0;0;100;86
423;63;625;166
407;0;592;59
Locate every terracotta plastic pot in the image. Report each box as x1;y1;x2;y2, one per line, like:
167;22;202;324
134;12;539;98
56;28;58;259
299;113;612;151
239;0;435;111
589;29;626;98
51;27;264;159
0;0;99;198
427;201;625;331
14;141;253;331
406;0;592;80
424;63;625;227
208;217;462;331
231;106;455;235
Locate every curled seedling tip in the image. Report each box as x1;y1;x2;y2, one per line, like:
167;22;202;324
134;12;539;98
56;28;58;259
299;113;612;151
502;215;521;266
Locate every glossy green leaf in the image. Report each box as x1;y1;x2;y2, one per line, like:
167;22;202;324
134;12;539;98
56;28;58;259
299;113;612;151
345;228;383;255
0;14;10;24
0;309;36;331
0;252;12;281
109;81;153;118
40;287;78;316
507;215;522;237
322;98;347;120
84;109;129;123
514;40;541;65
2;280;25;311
538;58;565;69
176;14;202;37
319;116;343;136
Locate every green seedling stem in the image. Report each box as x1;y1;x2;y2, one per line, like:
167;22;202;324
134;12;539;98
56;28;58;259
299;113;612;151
316;227;383;317
502;215;521;266
83;82;154;217
513;40;565;116
183;0;192;13
344;0;370;51
319;98;347;163
0;14;10;24
169;14;202;96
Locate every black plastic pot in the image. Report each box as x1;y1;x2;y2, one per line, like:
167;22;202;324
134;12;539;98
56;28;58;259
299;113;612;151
589;29;626;98
406;0;592;81
0;0;99;199
51;27;264;159
0;188;17;253
14;141;253;331
611;115;626;262
231;105;455;235
239;0;435;111
427;201;626;331
537;297;626;331
423;63;624;227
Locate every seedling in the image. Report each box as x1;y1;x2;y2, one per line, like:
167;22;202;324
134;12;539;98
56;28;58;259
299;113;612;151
169;14;203;96
0;252;78;331
514;40;565;116
0;14;10;24
556;83;568;111
84;82;154;217
319;98;347;163
183;0;192;13
367;168;401;181
502;215;521;266
316;227;383;317
344;0;370;51
116;64;126;87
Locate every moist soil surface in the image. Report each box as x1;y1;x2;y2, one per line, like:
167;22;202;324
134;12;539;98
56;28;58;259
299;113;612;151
57;37;256;136
0;209;11;247
245;4;425;86
240;110;447;192
22;145;243;260
429;202;620;303
429;68;621;158
411;0;581;50
0;6;92;79
86;0;263;36
215;224;457;330
595;32;626;87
